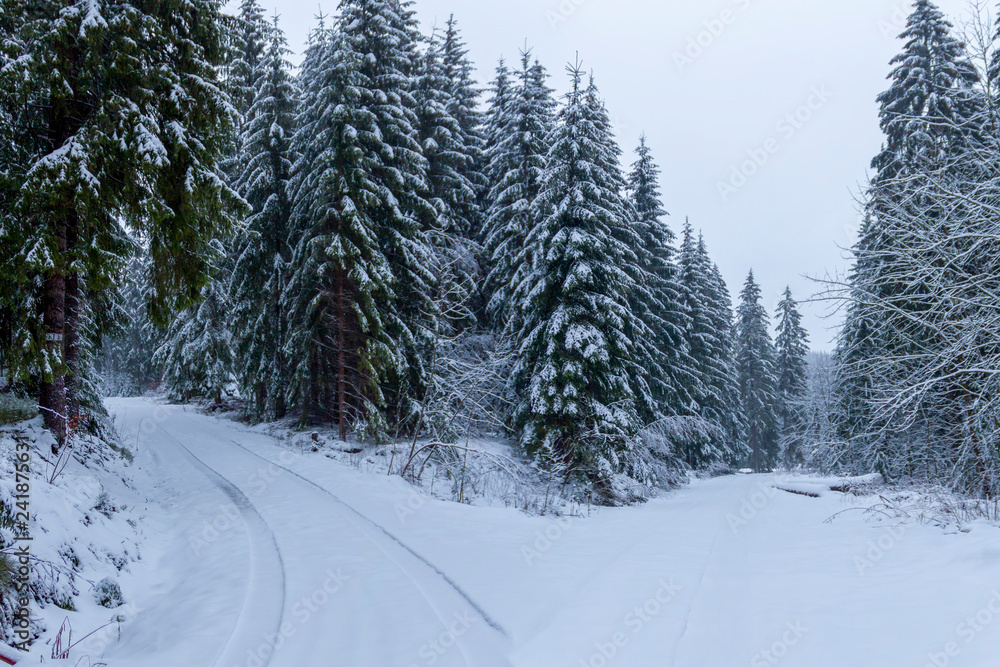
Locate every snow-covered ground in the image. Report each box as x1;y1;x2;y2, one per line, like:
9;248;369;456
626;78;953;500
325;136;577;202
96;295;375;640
56;398;1000;666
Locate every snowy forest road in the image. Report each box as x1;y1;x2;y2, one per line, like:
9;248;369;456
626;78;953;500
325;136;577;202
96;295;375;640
101;399;1000;667
106;399;510;667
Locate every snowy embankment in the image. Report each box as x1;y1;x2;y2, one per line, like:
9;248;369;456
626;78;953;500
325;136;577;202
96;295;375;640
16;398;1000;667
0;416;143;664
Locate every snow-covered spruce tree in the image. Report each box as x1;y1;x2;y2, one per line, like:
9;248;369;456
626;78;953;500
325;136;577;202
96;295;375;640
220;0;269;185
412;28;481;338
480;58;512;207
0;5;28;391
155;265;236;405
836;0;983;482
509;64;650;497
98;254;162;396
359;0;438;428
707;259;746;460
677;221;743;467
285;2;434;438
285;19;387;434
774;287;809;467
624;135;696;420
438;15;486;240
1;0;239;444
482;51;556;329
231;17;297;421
414;32;476;238
228;0;269;123
871;0;981;186
736;271;779;473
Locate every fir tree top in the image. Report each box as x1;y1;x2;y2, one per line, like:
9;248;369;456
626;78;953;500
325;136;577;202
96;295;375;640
872;0;979;180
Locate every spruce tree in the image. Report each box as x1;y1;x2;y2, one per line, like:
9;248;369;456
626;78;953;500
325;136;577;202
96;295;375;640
838;0;980;477
482;51;556;328
438;15;485;240
872;0;980;183
222;0;269;187
414;34;477;237
354;0;437;425
285;2;434;437
231;16;297;420
156;270;236;405
1;0;239;443
677;221;743;467
707;259;746;459
624;135;696;419
229;0;269;123
736;270;779;472
774;287;809;467
510;64;646;490
481;58;512;205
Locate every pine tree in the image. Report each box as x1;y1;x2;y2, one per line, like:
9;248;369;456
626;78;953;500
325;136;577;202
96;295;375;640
438;15;485;240
229;0;268;122
98;254;162;396
736;270;779;472
285;1;434;438
677;221;743;467
156;269;236;405
482;51;556;328
510;64;646;491
624;135;696;419
481;58;512;204
1;0;239;443
231;16;297;421
872;0;980;183
837;0;980;478
414;33;477;238
774;287;809;467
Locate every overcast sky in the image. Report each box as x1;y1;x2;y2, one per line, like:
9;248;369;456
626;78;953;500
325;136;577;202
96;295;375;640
227;0;980;350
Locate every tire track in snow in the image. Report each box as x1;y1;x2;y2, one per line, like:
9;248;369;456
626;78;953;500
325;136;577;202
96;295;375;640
153;422;288;667
667;477;755;667
177;413;509;640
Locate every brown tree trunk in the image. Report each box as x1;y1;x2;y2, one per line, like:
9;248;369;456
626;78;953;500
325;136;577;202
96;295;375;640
336;268;348;442
306;345;319;426
273;284;286;420
40;244;67;447
63;214;80;425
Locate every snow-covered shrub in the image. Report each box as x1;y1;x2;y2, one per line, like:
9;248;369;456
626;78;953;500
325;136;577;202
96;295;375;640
0;554;12;589
0;417;142;649
93;492;117;519
0;394;35;426
93;578;124;608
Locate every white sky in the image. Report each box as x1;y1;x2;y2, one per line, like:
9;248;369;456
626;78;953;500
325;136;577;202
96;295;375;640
229;0;980;350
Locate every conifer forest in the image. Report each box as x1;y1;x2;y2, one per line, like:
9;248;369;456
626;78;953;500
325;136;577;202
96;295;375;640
3;1;1000;664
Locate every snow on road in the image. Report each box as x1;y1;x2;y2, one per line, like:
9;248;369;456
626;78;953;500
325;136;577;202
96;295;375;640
103;399;1000;667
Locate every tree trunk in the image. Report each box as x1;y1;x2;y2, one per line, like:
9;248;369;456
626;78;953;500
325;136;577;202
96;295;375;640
306;345;319;426
40;250;67;447
63;215;80;424
273;280;286;420
336;268;348;442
